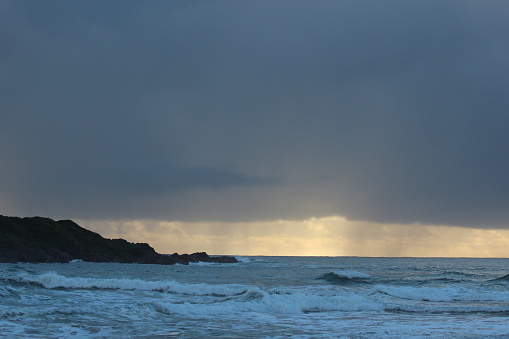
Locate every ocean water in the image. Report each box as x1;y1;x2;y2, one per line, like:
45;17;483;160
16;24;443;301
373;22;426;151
1;257;509;338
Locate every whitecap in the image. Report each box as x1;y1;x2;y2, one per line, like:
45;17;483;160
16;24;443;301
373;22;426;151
17;272;250;296
235;256;251;263
151;290;384;316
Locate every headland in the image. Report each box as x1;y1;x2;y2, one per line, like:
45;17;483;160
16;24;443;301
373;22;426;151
0;215;237;265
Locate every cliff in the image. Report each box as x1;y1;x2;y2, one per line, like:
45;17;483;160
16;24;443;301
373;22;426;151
0;215;237;264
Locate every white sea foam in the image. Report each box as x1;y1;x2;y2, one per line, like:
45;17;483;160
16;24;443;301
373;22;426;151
4;257;509;338
18;272;248;296
235;256;251;263
188;261;216;266
151;291;384;316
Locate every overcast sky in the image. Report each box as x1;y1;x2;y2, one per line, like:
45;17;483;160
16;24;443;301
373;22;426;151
2;1;509;231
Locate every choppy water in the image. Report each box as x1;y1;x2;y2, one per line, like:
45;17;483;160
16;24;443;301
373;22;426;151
1;256;509;338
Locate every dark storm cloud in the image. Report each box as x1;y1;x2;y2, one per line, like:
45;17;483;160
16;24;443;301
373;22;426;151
1;1;509;227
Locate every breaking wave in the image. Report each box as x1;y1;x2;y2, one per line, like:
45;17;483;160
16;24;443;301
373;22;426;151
317;270;371;285
14;270;509;318
17;272;248;296
235;256;251;263
151;292;384;315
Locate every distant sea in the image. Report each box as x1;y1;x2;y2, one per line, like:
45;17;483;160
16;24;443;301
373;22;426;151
1;256;509;338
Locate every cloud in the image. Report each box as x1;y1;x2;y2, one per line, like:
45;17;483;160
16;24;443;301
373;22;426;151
79;217;509;257
1;1;509;228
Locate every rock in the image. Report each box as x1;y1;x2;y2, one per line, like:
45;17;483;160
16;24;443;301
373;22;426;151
0;215;237;265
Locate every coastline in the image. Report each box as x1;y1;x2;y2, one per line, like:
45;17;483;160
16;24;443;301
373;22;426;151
0;215;237;265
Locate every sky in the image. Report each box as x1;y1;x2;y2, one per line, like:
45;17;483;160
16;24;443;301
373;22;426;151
2;1;509;256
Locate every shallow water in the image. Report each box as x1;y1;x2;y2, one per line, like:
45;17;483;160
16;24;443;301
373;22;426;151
1;257;509;338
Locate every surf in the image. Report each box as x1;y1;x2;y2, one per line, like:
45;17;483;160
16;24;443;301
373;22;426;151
317;270;371;285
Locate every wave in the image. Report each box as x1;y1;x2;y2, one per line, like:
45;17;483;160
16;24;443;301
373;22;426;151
17;272;249;296
0;285;21;298
490;273;509;282
442;271;478;277
385;302;509;314
368;285;509;315
0;304;106;320
187;261;216;266
16;272;509;318
151;292;384;316
317;270;371;285
373;285;454;302
372;285;509;303
235;256;251;263
16;273;385;315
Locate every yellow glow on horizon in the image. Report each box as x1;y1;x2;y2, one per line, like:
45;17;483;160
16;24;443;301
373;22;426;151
78;216;509;257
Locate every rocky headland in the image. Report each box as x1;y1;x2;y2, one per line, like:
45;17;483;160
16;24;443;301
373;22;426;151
0;215;237;265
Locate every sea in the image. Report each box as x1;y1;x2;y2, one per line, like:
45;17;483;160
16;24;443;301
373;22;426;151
1;256;509;338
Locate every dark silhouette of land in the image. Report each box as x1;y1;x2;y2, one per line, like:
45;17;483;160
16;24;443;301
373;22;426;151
0;215;237;264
